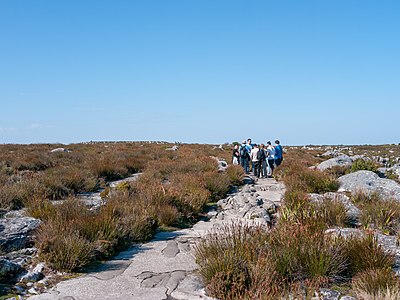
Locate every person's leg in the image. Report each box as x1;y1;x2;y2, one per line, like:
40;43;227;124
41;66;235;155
262;161;267;178
269;159;275;177
257;160;263;178
241;157;246;170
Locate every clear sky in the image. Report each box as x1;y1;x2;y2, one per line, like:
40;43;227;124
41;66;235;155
0;1;399;145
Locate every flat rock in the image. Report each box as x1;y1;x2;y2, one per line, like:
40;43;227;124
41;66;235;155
338;170;400;201
0;216;41;253
162;240;180;258
316;155;354;171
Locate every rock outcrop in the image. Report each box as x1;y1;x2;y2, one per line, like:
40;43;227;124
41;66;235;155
338;170;400;201
316;155;354;171
0;215;40;253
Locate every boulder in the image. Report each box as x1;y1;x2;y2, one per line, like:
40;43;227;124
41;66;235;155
320;150;344;157
211;157;228;172
165;145;179;151
50;148;69;153
316;155;354;171
378;165;400;180
338;171;400;201
0;258;22;280
0;216;41;253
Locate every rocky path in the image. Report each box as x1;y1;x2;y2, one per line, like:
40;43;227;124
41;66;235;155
29;177;285;300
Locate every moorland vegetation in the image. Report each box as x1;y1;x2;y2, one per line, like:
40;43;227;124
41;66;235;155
0;142;243;273
2;142;400;299
195;144;400;299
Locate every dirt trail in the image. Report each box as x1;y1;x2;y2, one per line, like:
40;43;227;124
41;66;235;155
30;177;285;300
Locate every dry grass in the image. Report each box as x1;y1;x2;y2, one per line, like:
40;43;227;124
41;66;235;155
352;268;400;300
344;234;394;277
282;162;339;194
352;191;400;234
16;142;240;272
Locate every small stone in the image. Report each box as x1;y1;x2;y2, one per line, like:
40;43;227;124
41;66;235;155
28;287;38;294
20;263;45;282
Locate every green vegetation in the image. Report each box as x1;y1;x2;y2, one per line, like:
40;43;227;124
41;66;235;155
352;268;400;299
350;158;379;173
1;143;242;272
282;162;339;194
352;191;400;234
196;147;400;299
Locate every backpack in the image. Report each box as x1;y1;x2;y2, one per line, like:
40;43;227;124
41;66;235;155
240;146;248;158
257;149;266;161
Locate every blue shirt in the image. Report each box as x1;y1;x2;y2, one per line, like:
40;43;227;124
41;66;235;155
275;145;283;159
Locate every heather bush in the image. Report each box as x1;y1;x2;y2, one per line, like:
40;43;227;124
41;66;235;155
325;165;351;178
313;197;348;228
195;223;269;299
40;166;98;199
268;222;346;284
352;191;400;234
352;268;400;300
350;158;379;173
344;234;394;277
283;163;339;194
204;171;231;201
225;165;245;186
38;223;95;272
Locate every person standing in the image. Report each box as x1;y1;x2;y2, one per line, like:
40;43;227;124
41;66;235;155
250;144;260;177
258;144;267;178
240;140;249;173
232;144;240;165
274;140;283;166
246;139;253;172
266;141;275;177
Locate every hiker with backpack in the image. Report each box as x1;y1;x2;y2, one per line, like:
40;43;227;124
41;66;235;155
258;144;267;178
239;140;250;173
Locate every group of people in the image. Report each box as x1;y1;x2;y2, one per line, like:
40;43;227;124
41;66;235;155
232;139;283;178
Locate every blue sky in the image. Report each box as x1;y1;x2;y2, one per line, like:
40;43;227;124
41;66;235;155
0;1;399;145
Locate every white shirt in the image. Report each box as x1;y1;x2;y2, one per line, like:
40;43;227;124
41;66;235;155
250;147;259;162
267;145;275;159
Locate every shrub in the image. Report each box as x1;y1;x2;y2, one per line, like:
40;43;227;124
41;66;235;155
26;197;56;221
344;234;394;277
325;165;351;178
352;191;400;234
204;171;231;201
352;268;400;299
38;223;94;272
40;167;98;199
351;190;382;205
283;163;339;194
268;222;346;284
195;223;269;299
283;190;310;211
225;165;245;186
313;197;348;228
350;158;379;173
154;204;180;227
